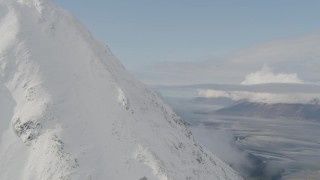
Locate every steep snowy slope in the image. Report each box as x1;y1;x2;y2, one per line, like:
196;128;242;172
0;0;243;179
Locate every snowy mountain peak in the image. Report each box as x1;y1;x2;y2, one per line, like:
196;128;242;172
0;1;243;180
15;0;51;13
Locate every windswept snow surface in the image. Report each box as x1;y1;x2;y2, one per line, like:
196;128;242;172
0;0;243;179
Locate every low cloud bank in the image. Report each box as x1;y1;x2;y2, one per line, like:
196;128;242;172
197;65;319;104
190;124;284;179
190;125;253;177
241;65;303;85
198;89;320;104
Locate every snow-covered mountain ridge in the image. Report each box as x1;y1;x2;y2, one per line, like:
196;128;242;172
0;0;243;179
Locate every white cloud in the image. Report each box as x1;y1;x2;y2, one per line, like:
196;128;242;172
241;65;303;85
136;31;320;85
198;89;320;104
230;32;320;65
190;125;252;176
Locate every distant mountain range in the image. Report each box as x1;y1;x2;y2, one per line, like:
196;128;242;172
215;101;320;120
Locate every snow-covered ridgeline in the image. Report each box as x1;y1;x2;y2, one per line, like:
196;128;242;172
0;0;243;179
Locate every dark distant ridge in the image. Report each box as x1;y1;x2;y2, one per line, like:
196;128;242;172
215;102;320;120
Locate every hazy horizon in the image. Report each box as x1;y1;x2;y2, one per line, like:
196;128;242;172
54;0;320;85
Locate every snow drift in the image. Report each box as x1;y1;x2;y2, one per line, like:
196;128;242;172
0;0;243;179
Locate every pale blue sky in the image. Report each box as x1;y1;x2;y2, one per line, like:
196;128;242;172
53;0;320;85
